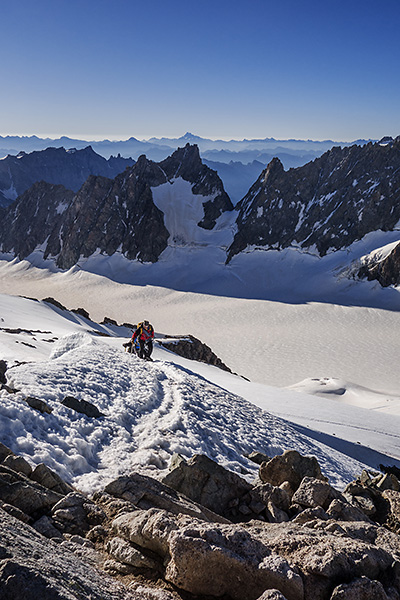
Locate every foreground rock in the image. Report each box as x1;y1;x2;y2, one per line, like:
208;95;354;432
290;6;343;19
112;509;303;600
259;449;327;492
161;453;252;519
2;439;400;599
102;471;228;524
0;507;174;600
111;506;400;600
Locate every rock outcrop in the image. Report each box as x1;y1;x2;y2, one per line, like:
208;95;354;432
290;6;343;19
357;241;400;287
157;334;232;372
2;440;400;600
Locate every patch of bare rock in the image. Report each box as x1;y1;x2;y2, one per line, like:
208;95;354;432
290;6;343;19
1;441;400;600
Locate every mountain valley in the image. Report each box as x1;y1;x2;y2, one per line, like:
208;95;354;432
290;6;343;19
1;133;400;599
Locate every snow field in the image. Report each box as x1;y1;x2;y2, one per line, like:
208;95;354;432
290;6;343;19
1;259;400;395
1;295;392;494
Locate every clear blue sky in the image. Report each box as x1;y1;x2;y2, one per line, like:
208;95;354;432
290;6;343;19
1;0;400;141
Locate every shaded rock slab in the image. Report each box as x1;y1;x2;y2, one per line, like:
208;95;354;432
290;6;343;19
161;453;252;517
0;465;63;517
2;454;32;477
104;471;228;523
0;507;149;599
30;463;74;496
259;450;327;491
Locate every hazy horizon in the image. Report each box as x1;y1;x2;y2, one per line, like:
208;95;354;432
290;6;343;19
0;131;378;144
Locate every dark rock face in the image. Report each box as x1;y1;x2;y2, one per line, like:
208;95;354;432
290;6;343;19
358;241;400;287
228;138;400;260
0;360;6;384
54;164;169;267
0;182;74;259
158;334;232;372
0;144;233;269
0;145;135;207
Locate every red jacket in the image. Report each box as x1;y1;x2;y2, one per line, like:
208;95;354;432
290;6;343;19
132;323;154;342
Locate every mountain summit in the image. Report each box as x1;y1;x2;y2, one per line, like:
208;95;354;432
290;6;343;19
228;138;400;259
0;144;233;269
1;139;400;299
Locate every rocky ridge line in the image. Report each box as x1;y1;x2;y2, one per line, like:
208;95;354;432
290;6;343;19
0;144;233;268
228;137;400;260
1;434;400;600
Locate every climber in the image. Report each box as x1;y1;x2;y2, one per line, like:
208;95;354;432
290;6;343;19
131;320;154;360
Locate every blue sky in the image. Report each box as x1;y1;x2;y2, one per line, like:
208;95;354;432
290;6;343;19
1;0;400;141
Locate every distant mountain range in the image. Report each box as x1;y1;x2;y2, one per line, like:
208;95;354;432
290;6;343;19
0;133;373;204
0;146;134;207
1;138;400;295
0;132;371;159
0;144;233;268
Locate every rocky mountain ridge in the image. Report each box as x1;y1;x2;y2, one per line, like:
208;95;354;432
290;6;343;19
0;144;233;268
1;140;400;289
0;145;135;207
228;136;400;260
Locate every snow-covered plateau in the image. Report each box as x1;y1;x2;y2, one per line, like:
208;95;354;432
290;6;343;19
1;285;400;496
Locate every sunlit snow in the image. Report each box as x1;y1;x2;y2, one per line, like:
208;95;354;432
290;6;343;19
1;294;400;497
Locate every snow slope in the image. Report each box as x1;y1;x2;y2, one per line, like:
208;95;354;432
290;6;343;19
1;294;400;497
